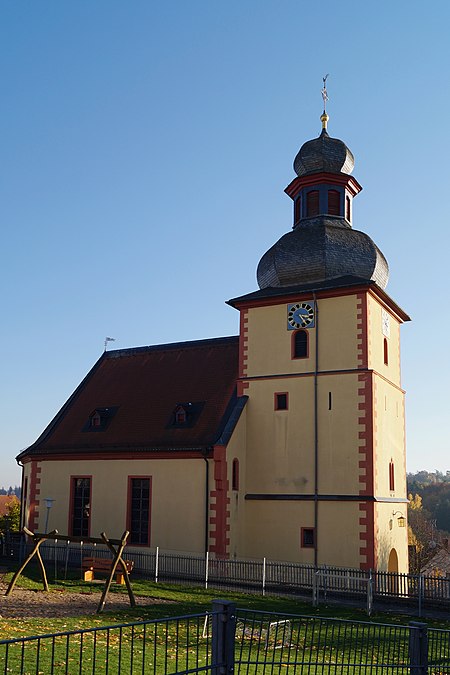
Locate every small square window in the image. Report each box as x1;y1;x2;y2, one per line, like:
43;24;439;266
275;393;288;410
301;527;315;548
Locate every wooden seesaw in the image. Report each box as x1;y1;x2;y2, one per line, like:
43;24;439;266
5;527;136;613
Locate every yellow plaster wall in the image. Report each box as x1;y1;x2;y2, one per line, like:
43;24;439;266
225;409;247;558
373;376;406;499
317;374;362;494
30;458;206;554
244;377;315;494
241;289;408;570
245;294;359;378
243;501;362;566
367;294;401;386
375;502;409;573
243;373;363;496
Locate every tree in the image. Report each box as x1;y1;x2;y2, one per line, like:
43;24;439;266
0;498;20;535
407;493;444;573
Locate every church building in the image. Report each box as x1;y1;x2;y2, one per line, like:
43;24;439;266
17;108;410;573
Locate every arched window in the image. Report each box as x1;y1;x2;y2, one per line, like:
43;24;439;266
328;190;340;215
294;197;301;224
306;190;319;217
383;338;389;365
389;460;395;491
292;330;308;359
232;459;239;491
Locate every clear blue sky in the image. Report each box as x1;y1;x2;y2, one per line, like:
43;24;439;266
1;1;449;486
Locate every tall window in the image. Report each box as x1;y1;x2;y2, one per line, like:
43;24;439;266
384;338;389;365
389;461;395;492
292;330;308;359
232;459;239;491
129;477;151;545
71;477;91;537
346;195;351;222
328;190;340;215
306;190;319;217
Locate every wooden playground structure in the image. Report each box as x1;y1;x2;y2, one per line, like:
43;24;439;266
5;527;136;613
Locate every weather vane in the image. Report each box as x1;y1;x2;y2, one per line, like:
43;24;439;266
321;74;329;112
104;336;116;351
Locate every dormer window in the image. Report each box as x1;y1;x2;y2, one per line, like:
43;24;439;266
169;401;205;429
90;412;101;428
82;407;118;432
175;406;187;425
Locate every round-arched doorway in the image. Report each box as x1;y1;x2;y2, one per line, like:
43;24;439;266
388;548;398;573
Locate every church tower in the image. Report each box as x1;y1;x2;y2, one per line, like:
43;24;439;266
228;107;410;572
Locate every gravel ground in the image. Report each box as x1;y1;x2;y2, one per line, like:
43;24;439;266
0;582;167;618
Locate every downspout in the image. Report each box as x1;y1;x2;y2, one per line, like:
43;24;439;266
313;292;319;569
16;459;25;562
203;454;210;556
16;460;24;529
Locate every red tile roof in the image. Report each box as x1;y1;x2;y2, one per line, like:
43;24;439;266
18;337;240;458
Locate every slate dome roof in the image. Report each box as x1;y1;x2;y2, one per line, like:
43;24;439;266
256;217;389;290
257;118;389;291
293;128;354;176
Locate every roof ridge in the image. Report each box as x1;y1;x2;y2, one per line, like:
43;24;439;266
106;335;239;358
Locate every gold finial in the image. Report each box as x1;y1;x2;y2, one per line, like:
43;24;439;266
321;74;329;130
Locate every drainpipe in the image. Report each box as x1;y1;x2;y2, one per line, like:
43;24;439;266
17;460;24;529
203;454;210;556
313;293;319;569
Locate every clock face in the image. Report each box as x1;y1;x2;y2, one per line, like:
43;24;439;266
287;302;315;330
382;310;390;338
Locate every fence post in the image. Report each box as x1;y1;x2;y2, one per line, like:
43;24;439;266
366;570;373;616
211;599;236;674
155;546;159;583
418;574;423;617
409;622;428;675
312;569;319;608
262;557;266;596
205;551;209;589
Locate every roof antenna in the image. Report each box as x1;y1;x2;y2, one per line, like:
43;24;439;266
320;74;330;131
104;336;116;352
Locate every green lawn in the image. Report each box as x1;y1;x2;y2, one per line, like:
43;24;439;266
1;565;449;636
0;568;449;674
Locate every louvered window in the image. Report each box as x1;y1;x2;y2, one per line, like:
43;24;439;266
328;190;340;215
306;191;319;216
293;330;308;358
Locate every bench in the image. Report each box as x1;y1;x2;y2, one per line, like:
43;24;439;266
82;557;134;585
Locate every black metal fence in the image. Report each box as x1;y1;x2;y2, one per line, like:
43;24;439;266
22;540;450;616
1;600;449;674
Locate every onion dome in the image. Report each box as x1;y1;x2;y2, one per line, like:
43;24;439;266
293;122;354;176
256;112;389;291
